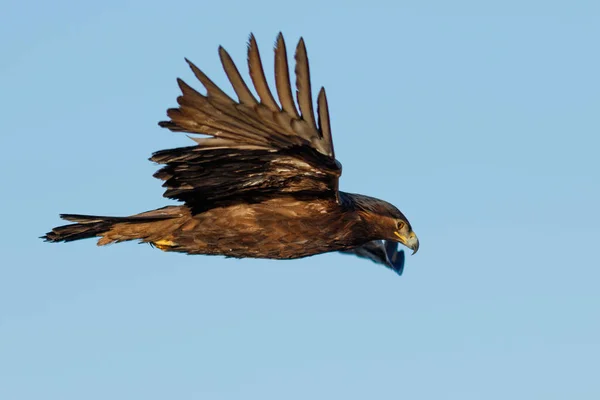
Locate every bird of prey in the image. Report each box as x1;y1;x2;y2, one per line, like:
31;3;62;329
43;33;419;275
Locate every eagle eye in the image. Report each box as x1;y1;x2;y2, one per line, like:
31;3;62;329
396;221;405;231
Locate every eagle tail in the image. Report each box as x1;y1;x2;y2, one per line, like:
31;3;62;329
42;215;126;243
42;206;184;245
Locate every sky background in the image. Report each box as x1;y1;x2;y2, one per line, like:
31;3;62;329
1;1;599;399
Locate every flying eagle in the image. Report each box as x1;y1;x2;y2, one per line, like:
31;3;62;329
43;34;419;275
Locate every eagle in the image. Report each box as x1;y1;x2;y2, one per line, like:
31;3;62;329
43;33;419;275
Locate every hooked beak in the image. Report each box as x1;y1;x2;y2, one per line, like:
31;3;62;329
394;231;420;255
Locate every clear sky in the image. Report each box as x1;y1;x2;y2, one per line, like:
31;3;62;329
1;1;599;399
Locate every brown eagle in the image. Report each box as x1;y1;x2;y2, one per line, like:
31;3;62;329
43;34;419;275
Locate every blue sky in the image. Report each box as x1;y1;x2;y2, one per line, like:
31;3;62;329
1;1;599;399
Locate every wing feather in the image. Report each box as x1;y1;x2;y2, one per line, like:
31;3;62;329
185;58;234;105
294;37;317;132
247;34;279;111
274;33;300;119
218;46;258;106
317;87;334;158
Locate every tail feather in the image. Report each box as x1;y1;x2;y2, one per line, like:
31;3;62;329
42;206;184;244
59;213;170;224
58;214;123;224
42;219;116;243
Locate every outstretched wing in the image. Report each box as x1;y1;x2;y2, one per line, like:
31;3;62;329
340;241;406;276
153;33;341;210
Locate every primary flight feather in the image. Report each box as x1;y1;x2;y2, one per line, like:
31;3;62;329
43;33;419;275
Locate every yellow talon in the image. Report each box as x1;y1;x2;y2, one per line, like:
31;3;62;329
154;239;176;251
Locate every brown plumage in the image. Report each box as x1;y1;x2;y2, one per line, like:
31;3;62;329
43;33;419;275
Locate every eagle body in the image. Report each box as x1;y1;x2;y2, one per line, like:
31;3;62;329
44;34;419;275
153;196;365;259
57;193;396;260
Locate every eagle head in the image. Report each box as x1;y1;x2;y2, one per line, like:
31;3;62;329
349;193;419;255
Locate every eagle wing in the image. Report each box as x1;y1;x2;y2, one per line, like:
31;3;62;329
153;33;341;210
340;241;406;276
